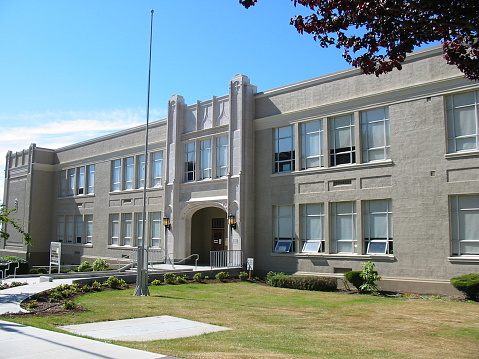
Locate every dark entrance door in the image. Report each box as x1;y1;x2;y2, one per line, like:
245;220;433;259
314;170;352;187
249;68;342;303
211;218;225;251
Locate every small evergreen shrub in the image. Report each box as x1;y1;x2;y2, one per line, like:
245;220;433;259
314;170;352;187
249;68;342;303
239;271;249;281
265;272;289;287
29;268;39;274
451;273;479;301
151;279;162;286
26;299;38;311
77;261;92;272
92;258;109;271
104;276;127;289
269;275;337;292
193;272;203;283
176;274;188;284
163;273;177;284
49;291;64;302
37;267;48;274
215;271;230;282
9;281;27;287
344;271;364;290
359;261;381;293
91;281;102;291
62;300;77;310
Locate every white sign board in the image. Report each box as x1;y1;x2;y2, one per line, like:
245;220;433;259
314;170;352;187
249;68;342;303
49;242;62;274
247;257;254;271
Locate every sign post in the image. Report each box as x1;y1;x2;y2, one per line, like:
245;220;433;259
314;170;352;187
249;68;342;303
49;242;62;274
247;257;254;280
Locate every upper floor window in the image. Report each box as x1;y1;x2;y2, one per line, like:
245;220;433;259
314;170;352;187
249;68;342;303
361;107;390;162
124;157;134;190
446;91;479;153
363;199;393;254
330;114;355;166
112;160;121;191
184;142;196;182
216;135;228;178
151;152;163;187
274;125;295;173
59;164;95;197
111;151;163;191
301;120;324;170
200;139;212;180
451;195;479;256
136;155;145;189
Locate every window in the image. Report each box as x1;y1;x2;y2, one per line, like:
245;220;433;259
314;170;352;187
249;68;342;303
331;201;357;253
135;213;144;247
273;205;295;252
330;114;355;166
363;199;393;254
150;212;161;247
75;216;83;244
67;168;75;196
184;142;196;182
57;216;65;242
124;157;134;190
112;160;121;191
362;107;390;162
137;154;145;189
216;136;228;177
87;165;95;194
301;120;324;169
200;139;212;180
151;152;163;187
85;215;93;244
301;204;324;253
447;91;479;153
57;214;92;244
110;214;119;245
77;166;85;195
66;215;74;243
274;125;295;173
59;172;67;197
122;213;133;246
451;195;479;255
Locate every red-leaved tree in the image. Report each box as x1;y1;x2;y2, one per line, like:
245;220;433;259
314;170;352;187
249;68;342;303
240;0;479;80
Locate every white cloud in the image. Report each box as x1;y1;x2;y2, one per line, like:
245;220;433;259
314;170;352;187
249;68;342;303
0;108;167;203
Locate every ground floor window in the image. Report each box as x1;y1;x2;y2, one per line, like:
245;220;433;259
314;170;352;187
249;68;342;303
57;214;93;244
451;194;479;256
273;205;295;252
331;201;357;254
301;203;324;253
109;211;162;247
363;199;393;254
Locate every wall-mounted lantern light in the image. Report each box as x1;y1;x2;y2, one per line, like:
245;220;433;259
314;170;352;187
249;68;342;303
228;214;237;229
163;217;171;230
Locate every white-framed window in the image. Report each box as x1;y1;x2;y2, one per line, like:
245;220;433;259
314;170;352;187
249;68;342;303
66;215;74;243
150;212;161;247
361;107;390;162
363;199;393;254
85;215;93;244
151;151;163;187
331;201;357;254
110;214;120;245
300;203;324;253
57;214;93;244
274;125;295;173
59;172;67;198
330;114;355;166
273;205;295;252
446;91;479;153
124;157;134;190
59;165;95;197
135;213;144;247
57;216;65;242
184;142;196;182
77;166;85;195
87;165;95;194
451;195;479;256
75;216;83;244
111;160;121;191
122;213;133;246
67;168;75;196
301;120;324;169
216;135;228;178
200;139;212;180
137;154;146;189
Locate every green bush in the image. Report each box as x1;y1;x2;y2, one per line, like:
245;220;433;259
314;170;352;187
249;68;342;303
0;256;29;275
265;272;289;287
150;279;162;286
77;261;92;272
193;272;203;283
91;281;102;291
37;267;48;274
269;275;336;292
176;274;188;284
163;273;177;284
62;300;77;310
451;273;479;301
215;271;230;282
239;271;249;281
29;268;39;274
92;258;109;271
359;261;381;293
344;271;364;290
103;276;127;289
26;299;38;311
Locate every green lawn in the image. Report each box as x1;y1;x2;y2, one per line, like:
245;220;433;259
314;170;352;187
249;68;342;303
6;282;479;359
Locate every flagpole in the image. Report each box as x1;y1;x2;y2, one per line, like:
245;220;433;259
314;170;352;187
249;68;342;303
134;9;154;296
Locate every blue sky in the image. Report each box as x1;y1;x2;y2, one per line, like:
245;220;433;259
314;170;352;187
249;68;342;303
0;0;433;201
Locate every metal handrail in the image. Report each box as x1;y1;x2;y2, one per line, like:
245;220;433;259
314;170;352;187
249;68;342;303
170;254;199;270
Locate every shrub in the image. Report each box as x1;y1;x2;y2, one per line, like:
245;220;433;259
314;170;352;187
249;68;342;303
193;272;203;283
37;267;48;274
26;299;38;311
92;258;109;271
62;300;77;310
29;268;39;274
104;276;127;289
239;271;249;281
77;261;92;272
451;273;479;301
0;256;29;275
49;291;64;302
9;281;27;288
359;261;381;293
269;275;336;292
215;271;230;282
91;281;102;291
151;279;162;286
265;271;288;287
176;274;188;284
344;271;364;290
163;273;177;284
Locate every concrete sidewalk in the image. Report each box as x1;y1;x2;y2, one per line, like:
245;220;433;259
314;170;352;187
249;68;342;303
0;320;177;359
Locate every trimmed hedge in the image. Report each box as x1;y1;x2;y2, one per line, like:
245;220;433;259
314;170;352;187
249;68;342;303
0;255;29;275
266;273;337;292
451;273;479;301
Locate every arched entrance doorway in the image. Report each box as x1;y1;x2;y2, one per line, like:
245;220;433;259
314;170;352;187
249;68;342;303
190;207;228;265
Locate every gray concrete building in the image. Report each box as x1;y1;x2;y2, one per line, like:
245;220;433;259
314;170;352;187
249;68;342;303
2;46;479;294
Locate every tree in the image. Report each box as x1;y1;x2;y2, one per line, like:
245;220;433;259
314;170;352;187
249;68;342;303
0;205;32;246
240;0;479;80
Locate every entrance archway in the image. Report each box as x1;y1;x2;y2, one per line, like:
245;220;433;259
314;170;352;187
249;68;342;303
190;207;227;265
